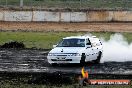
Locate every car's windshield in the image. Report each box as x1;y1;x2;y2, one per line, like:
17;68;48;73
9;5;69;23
57;38;85;47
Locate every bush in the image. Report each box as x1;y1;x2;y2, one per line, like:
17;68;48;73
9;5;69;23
0;41;25;49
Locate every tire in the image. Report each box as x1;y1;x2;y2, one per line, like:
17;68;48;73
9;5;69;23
51;63;57;66
94;51;102;64
80;53;86;65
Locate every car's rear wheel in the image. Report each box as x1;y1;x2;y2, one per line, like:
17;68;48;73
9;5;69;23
94;51;102;64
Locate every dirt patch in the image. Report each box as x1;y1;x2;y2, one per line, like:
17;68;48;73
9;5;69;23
0;41;25;49
1;71;132;86
28;72;74;86
0;22;132;32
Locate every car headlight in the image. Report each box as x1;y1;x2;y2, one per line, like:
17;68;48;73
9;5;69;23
48;53;55;56
48;53;52;56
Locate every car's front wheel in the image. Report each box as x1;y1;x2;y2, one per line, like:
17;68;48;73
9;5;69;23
51;63;58;66
80;53;86;65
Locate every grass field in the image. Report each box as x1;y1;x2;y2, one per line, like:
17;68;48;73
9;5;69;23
0;31;132;49
0;0;131;9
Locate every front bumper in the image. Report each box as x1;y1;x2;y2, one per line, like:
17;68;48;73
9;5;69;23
47;56;81;64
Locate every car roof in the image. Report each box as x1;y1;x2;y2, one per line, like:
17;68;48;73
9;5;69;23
63;35;97;39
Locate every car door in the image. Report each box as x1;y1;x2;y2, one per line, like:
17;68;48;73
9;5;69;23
85;38;93;62
90;39;99;60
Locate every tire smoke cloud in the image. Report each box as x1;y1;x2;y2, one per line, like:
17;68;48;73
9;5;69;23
101;33;132;63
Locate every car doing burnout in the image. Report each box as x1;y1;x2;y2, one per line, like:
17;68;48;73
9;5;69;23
47;35;103;65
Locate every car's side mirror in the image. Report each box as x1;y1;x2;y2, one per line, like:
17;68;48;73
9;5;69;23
86;42;91;45
53;45;57;48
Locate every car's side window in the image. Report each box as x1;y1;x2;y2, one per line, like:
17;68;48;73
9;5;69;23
86;38;91;45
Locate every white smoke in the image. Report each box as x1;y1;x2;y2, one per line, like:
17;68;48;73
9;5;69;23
101;33;132;63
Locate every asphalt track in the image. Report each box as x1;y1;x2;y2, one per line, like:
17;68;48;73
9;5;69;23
0;49;132;76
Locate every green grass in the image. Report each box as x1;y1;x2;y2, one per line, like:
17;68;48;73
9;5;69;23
0;0;131;9
0;31;82;49
0;31;132;49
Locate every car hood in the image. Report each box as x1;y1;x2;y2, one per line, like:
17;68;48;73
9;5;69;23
49;47;84;54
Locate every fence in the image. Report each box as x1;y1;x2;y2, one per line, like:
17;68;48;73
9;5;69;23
0;0;131;10
0;10;132;22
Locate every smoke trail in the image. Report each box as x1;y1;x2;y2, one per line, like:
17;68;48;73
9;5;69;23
101;33;132;63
